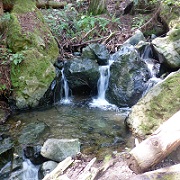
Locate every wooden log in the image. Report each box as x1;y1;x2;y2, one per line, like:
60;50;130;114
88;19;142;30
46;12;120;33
126;110;180;173
42;157;74;180
130;163;180;180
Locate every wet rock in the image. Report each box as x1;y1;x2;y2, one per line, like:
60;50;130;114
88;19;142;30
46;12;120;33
23;145;48;165
18;122;48;145
41;139;80;162
64;57;99;95
107;44;151;107
39;161;58;179
0;134;14;170
82;43;110;65
127;70;180;137
152;22;180;69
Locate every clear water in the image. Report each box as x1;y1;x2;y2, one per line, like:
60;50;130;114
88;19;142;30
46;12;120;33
7;104;132;160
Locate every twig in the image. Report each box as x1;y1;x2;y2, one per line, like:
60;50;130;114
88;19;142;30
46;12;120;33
81;26;97;42
139;5;161;32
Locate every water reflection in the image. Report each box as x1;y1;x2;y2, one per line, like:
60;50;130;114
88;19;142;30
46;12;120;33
7;104;132;159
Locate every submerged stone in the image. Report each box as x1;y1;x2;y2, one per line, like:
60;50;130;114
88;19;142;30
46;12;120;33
18;122;47;145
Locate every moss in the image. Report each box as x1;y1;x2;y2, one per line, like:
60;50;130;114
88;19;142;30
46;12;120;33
12;0;36;14
146;72;180;131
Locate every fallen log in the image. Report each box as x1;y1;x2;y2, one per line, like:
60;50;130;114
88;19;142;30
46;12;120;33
130;163;180;180
3;1;67;11
126;110;180;173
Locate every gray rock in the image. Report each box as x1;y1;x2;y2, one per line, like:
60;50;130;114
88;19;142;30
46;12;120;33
152;23;180;69
39;161;58;179
107;44;151;107
124;30;146;46
41;139;80;162
82;43;110;65
127;70;180;138
64;57;99;95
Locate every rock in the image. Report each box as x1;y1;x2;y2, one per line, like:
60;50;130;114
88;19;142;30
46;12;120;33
64;57;99;95
39;161;58;179
18;122;48;145
23;145;48;165
41;139;80;162
127;70;180;138
107;44;151;107
82;43;110;65
124;30;146;46
152;21;180;69
0;134;14;170
7;0;59;109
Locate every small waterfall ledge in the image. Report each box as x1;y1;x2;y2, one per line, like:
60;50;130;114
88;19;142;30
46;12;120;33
89;60;117;110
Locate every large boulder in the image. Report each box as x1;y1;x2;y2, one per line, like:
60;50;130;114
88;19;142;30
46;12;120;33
106;44;151;107
64;57;99;95
7;0;59;109
41;139;80;162
152;20;180;70
127;70;180;138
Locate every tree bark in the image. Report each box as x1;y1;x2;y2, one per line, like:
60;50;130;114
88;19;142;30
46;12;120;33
126;110;180;173
88;0;107;15
0;0;3;15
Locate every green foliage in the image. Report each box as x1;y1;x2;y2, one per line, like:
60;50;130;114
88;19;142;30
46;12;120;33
0;12;11;32
131;14;149;30
43;8;119;40
10;53;24;65
0;84;7;91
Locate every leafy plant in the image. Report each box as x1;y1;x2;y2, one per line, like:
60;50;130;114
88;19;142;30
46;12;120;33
132;14;149;30
10;53;24;65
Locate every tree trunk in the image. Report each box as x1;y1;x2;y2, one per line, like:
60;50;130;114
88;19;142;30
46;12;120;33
88;0;107;15
126;110;180;173
0;0;3;15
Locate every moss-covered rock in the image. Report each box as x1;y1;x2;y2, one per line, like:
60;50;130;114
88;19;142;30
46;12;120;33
127;70;180;138
7;0;59;109
152;19;180;69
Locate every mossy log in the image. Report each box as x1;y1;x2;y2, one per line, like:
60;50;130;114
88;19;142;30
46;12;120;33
36;1;67;9
3;1;67;11
130;164;180;180
126;110;180;174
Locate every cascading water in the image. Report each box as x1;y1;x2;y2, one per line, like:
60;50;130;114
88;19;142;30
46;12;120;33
90;60;117;110
22;158;39;180
60;68;71;104
141;45;162;95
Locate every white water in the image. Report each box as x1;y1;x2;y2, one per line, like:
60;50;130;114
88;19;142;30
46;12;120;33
90;60;117;110
60;68;72;104
141;45;162;95
22;158;39;180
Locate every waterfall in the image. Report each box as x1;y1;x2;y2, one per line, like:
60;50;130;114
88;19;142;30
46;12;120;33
22;158;39;180
141;45;162;95
60;68;71;104
90;60;117;110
